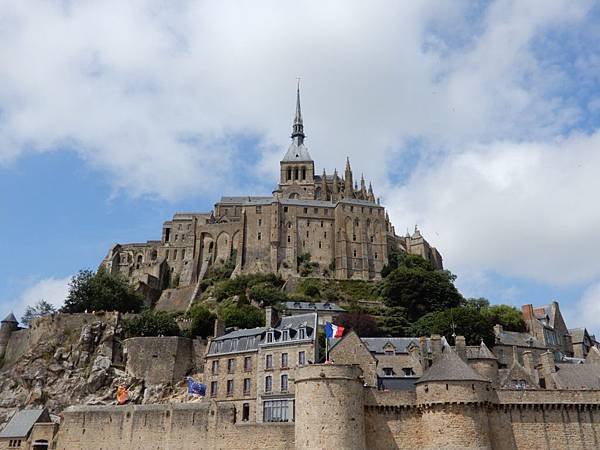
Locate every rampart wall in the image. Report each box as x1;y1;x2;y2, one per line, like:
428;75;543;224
124;337;195;384
55;403;294;450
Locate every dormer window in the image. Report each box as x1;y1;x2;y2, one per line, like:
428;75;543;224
267;332;274;343
282;330;289;341
298;328;306;339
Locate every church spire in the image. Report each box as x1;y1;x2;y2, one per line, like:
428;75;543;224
291;79;305;145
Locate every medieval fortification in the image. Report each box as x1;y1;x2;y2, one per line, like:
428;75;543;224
1;90;600;450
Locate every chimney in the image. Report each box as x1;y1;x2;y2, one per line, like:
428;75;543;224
265;306;279;328
493;324;503;335
539;350;557;389
431;334;442;362
455;336;467;361
522;350;535;375
213;319;225;338
419;336;429;369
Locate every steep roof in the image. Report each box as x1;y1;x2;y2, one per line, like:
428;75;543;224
362;337;422;354
1;312;17;323
416;344;488;384
466;341;497;360
282;142;312;162
283;301;345;313
569;328;587;344
495;330;546;348
0;409;50;439
554;363;600;389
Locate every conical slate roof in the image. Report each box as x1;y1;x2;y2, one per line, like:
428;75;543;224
472;341;497;360
2;312;18;323
416;342;489;384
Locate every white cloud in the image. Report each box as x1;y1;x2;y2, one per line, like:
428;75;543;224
1;277;70;326
0;0;593;200
385;131;600;286
567;281;600;333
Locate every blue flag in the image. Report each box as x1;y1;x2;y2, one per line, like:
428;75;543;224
187;378;206;397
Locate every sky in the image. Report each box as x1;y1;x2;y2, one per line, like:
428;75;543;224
1;1;600;334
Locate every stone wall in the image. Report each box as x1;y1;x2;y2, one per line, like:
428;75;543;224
124;337;195;384
55;403;294;450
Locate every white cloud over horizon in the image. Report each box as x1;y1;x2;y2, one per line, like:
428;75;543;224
1;277;70;326
2;1;600;331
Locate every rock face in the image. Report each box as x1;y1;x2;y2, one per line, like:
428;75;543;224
0;313;192;428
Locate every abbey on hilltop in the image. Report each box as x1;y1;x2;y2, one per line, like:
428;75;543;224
101;86;442;300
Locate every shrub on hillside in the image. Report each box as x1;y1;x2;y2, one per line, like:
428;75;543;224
124;311;180;338
187;305;216;338
62;268;143;314
248;283;289;307
220;304;265;329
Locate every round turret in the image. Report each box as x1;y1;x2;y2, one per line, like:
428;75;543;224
468;341;499;386
416;343;494;450
0;313;19;361
295;364;365;450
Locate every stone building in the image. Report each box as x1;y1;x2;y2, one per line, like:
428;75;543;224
521;301;573;358
203;309;318;424
0;409;56;450
100;87;442;306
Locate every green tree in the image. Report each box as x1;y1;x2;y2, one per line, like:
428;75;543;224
378;267;463;322
62;268;143;313
187;305;216;338
409;306;495;346
21;300;57;326
220;304;264;329
124;311;180;337
377;305;411;337
248;283;289;307
482;304;526;332
337;312;380;337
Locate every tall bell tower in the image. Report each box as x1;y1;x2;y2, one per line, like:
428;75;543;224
275;82;315;200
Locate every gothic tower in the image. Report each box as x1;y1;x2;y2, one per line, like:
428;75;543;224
276;83;315;200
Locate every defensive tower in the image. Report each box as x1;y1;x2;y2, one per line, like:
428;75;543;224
0;312;18;361
295;364;365;450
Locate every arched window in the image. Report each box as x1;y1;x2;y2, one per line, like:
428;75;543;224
294;167;299;180
287;168;292;181
302;167;306;180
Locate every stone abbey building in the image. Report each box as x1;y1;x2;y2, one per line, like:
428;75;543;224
100;87;442;302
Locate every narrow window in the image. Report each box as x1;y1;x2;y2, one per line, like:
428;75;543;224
353;234;356;241
212;360;219;375
257;232;262;241
302;167;306;179
181;249;186;259
318;241;322;249
173;249;178;259
324;232;327;238
306;230;309;238
227;358;235;373
298;351;306;365
299;328;306;339
282;330;288;341
265;376;272;392
227;379;234;396
353;250;357;257
258;218;262;226
165;228;171;242
284;206;288;212
287;168;292;181
244;378;251;395
281;353;288;368
266;354;273;369
304;208;308;214
244;356;252;371
210;381;218;397
287;235;291;243
242;403;250;421
375;252;378;259
281;374;289;391
320;220;324;227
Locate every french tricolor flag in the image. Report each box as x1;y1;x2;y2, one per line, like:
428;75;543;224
324;321;345;339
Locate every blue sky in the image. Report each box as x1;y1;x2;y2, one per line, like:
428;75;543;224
1;1;600;334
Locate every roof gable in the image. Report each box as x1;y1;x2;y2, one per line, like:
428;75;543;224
417;344;488;384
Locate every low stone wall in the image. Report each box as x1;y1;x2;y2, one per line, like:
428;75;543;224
124;337;195;384
55;403;294;450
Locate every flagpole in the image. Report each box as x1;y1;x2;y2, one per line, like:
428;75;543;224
325;335;329;362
